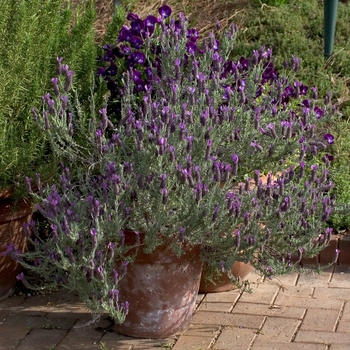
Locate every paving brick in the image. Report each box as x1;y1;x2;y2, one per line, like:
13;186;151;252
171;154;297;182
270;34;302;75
270;273;299;287
191;311;264;329
17;328;67;349
196;293;205;304
313;287;350;300
273;295;343;310
184;324;221;337
20;290;80;309
276;286;314;298
0;338;19;350
16;294;74;315
24;297;88;312
233;302;305;319
244;270;264;285
129;338;177;350
47;304;91;319
295;330;350;345
239;284;279;305
10;308;48;317
2;314;50;328
56;324;106;350
337;301;350;333
329;266;350;288
319;236;339;264
42;315;77;330
57;342;102;350
251;339;327;349
0;295;26;310
19;303;85;316
198;302;233;312
214;327;256;350
0;325;30;347
339;236;350;265
257;317;300;342
99;333;175;350
297;266;334;287
328;346;350;350
0;309;11;322
172;335;213;350
300;308;341;331
203;289;240;303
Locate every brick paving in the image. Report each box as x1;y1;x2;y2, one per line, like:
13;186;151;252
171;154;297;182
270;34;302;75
0;265;349;350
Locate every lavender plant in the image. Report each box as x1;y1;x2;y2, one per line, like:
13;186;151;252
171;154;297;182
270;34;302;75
15;6;338;323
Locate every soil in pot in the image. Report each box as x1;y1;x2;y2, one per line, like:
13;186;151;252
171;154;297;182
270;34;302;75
0;195;32;301
114;231;203;339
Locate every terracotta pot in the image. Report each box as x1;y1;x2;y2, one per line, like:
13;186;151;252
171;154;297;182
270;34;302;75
114;231;203;338
0;192;32;301
199;261;252;293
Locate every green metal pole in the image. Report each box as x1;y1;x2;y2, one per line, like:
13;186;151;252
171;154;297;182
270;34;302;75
324;0;339;58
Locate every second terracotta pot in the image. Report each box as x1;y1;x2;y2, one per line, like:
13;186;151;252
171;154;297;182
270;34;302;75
199;261;252;293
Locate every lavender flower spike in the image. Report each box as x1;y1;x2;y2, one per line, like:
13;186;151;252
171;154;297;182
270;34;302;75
64;69;74;92
232;154;239;176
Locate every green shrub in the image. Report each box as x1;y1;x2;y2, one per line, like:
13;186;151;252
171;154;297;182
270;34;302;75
257;0;290;6
327;117;350;230
232;0;350;98
0;0;97;194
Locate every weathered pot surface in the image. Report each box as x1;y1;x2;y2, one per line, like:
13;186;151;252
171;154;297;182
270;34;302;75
114;230;203;338
0;194;32;301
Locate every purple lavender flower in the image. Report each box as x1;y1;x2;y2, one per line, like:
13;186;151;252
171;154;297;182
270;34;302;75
162;188;168;204
324;133;334;145
0;242;21;258
122;261;129;274
131;18;144;35
159;173;167;189
56;56;64;74
118;26;133;43
90;228;98;247
186;41;197;55
235;230;241;248
106;63;118;76
158;5;172;19
64;69;74;92
16;272;25;281
145;15;159;29
128;51;146;66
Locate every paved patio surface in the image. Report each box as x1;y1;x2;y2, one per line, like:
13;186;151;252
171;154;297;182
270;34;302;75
0;265;349;350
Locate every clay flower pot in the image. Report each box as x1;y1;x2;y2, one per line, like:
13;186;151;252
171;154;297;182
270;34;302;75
199;261;252;293
0;188;32;300
114;231;203;338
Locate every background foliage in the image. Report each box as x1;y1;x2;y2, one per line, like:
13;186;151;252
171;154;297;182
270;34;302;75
0;0;97;193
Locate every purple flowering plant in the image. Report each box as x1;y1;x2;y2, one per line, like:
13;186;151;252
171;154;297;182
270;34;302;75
17;6;338;323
